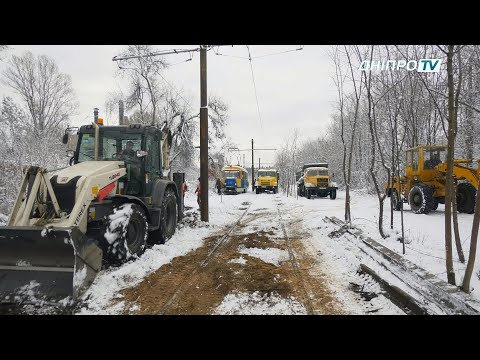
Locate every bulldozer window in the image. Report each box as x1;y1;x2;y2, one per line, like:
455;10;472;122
412;148;419;172
77;134;96;162
424;148;446;169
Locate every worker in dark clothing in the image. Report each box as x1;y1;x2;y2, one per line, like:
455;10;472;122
120;141;136;158
215;178;222;195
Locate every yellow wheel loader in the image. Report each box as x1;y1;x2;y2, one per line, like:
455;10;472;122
385;145;479;214
0;121;181;304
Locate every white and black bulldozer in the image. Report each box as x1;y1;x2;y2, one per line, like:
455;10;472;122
0;120;183;304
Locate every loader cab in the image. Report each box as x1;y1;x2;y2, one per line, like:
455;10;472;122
406;146;447;181
74;124;163;198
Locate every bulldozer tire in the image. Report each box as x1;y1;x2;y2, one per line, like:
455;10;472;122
457;182;476;214
392;190;402;211
158;189;178;243
104;203;148;264
330;190;337;200
408;183;434;214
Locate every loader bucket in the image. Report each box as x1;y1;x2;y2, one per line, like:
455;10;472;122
0;226;102;304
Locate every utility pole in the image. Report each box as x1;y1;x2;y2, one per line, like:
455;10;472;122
200;45;209;222
251;139;254;191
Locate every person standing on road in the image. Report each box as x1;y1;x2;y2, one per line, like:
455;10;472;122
182;180;188;198
215;178;222;195
195;177;201;209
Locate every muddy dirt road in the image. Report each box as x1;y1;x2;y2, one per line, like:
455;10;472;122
116;195;344;315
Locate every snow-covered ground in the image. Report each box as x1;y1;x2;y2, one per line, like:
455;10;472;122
77;187;480;314
2;184;477;314
279;189;480;305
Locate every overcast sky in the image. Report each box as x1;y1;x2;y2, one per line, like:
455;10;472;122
0;45;337;167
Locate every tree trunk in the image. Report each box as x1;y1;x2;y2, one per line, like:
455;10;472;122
363;45;387;238
465;63;473;160
462;161;480;292
390;143;394;230
452;181;465;263
444;45;457;285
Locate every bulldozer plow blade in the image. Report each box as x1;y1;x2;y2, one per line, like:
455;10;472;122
0;226;102;304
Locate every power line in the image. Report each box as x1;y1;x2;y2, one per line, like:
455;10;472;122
251;46;304;59
246;45;264;133
213;45;303;60
112;47;202;62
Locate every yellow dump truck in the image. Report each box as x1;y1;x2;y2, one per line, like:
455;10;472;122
297;163;337;199
255;169;279;194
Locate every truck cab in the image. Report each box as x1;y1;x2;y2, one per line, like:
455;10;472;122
297;163;337;199
255;169;279;194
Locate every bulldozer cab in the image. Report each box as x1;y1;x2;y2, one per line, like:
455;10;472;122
74;124;163;198
406;146;447;180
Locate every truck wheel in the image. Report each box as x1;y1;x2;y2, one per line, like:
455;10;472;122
273;187;277;194
159;189;178;243
457;183;476;214
330;190;336;200
256;188;260;194
392;190;402;211
307;189;311;199
432;198;439;211
103;203;148;264
408;183;434;214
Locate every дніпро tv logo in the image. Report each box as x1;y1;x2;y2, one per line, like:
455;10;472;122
359;59;441;72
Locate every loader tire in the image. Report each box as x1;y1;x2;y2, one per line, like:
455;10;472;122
158;189;178;244
457;183;476;214
104;203;148;264
307;189;311;199
392;190;402;211
408;183;434;214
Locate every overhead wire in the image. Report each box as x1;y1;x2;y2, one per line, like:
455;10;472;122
246;45;264;133
212;45;303;138
251;46;304;59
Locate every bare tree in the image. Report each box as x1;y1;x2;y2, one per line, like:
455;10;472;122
343;46;364;224
442;45;463;285
116;45;167;125
362;45;388;238
2;51;78;136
